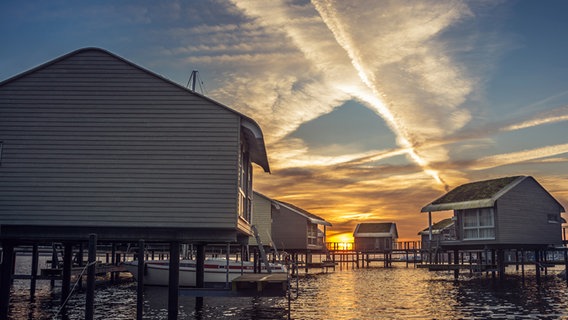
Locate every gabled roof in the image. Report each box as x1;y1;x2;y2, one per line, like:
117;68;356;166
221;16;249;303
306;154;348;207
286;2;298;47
353;222;398;238
274;200;332;226
422;176;531;212
0;47;270;172
418;218;454;235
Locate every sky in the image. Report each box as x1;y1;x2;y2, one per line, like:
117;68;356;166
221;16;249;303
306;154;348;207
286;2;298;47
1;0;567;242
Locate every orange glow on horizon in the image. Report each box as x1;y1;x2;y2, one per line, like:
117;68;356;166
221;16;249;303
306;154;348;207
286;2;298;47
328;232;354;244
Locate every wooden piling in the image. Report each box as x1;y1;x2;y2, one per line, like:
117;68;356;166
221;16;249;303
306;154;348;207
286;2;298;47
61;243;73;308
195;243;205;312
85;234;97;320
497;249;505;282
535;249;541;285
453;249;459;280
521;249;525;280
0;241;15;319
111;243;117;283
137;239;145;320
168;241;180;320
30;244;39;301
50;242;58;288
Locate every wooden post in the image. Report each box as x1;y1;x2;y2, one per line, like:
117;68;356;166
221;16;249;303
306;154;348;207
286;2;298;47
0;242;15;320
521;249;525;279
78;243;84;290
137;239;145;320
497;249;505;282
111;243;117;283
61;243;73;308
543;250;548;276
453;249;459;280
50;242;58;288
30;244;39;301
168;241;180;320
85;234;97;320
535;249;541;285
305;251;309;274
564;248;568;285
195;243;205;312
491;249;496;279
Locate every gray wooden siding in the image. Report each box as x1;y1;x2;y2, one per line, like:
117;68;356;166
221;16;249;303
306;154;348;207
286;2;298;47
355;237;392;252
0;50;241;229
272;206;307;250
496;178;562;245
250;193;272;246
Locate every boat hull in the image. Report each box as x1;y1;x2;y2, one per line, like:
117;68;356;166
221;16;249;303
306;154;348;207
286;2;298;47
123;259;286;287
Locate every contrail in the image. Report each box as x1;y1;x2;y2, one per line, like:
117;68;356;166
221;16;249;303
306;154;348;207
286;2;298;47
312;0;447;189
470;143;568;171
502;112;568;131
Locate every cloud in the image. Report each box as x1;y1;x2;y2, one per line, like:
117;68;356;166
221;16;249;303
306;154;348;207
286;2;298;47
502;105;568;131
220;0;495;191
469;144;568;171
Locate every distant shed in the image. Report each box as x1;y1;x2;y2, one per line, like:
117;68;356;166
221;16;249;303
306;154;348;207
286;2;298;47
250;191;274;247
421;176;565;249
271;200;331;252
353;222;398;252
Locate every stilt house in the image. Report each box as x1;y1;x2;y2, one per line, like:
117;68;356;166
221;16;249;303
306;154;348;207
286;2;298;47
250;191;274;247
353;222;398;252
421;176;565;250
0;47;271;317
270;199;331;252
418;218;455;250
0;47;270;243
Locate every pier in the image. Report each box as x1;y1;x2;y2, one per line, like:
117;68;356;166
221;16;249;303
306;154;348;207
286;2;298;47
326;241;422;269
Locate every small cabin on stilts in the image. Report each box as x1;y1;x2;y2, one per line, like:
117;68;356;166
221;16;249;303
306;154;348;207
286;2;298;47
267;198;332;273
0;47;271;319
418;218;455;263
353;222;398;267
420;175;565;281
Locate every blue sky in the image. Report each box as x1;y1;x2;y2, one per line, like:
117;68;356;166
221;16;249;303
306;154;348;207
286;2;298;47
2;0;567;240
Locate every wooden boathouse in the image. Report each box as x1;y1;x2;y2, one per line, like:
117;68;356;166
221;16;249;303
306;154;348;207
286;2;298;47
420;175;566;281
255;195;334;272
0;47;272;319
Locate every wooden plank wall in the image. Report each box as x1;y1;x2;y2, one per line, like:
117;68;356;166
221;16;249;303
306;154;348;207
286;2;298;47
0;49;241;229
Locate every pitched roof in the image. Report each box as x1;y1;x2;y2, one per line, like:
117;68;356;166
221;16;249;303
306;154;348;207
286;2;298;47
274;200;332;226
421;176;526;212
353;222;398;238
0;47;270;172
418;218;454;235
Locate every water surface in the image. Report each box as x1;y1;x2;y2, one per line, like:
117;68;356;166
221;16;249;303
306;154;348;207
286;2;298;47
9;256;568;319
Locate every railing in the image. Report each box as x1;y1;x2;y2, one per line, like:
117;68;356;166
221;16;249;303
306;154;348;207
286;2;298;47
392;241;422;250
326;241;422;252
326;242;354;251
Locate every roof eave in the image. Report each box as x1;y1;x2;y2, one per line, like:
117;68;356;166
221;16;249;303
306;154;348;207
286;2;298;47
274;201;331;226
241;119;270;173
421;199;495;212
355;232;394;237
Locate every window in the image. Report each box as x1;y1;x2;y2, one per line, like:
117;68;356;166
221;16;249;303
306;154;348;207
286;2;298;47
548;214;560;224
307;223;318;245
462;208;495;240
238;142;252;222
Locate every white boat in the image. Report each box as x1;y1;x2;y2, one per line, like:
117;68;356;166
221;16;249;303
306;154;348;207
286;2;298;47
122;258;287;287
